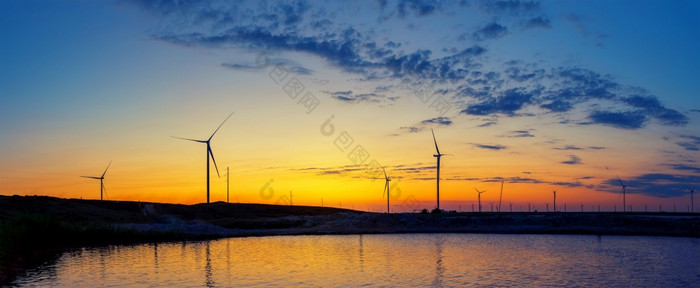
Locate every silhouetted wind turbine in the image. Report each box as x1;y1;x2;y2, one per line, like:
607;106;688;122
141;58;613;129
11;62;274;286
431;128;446;210
689;187;695;213
173;112;234;204
474;188;486;212
616;175;626;212
81;161;111;201
498;180;504;212
382;167;391;213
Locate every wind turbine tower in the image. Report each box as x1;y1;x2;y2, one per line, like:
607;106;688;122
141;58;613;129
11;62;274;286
382;167;391;213
81;161;111;201
431;129;445;210
617;176;627;212
690;187;695;213
553;190;557;212
173;112;234;204
474;188;486;212
498;180;504;212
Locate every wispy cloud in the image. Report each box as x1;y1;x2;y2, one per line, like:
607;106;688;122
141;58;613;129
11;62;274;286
222;58;313;75
401;117;453;133
561;155;582;165
324;90;397;103
473;22;508;40
473;144;507;150
508;129;535;138
675;135;700;151
553;145;583;151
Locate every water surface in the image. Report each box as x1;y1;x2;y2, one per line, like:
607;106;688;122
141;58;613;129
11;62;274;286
14;234;700;287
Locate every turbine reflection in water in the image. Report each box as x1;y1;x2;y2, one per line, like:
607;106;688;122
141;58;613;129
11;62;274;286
13;234;700;287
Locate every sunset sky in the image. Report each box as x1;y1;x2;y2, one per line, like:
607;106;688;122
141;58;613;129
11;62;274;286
1;0;699;212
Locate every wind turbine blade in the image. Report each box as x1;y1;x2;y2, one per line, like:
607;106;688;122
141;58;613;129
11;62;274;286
172;136;206;143
101;161;112;178
431;128;440;155
474;187;479;193
383;167;388;180
209;146;220;177
209;111;235;141
383;182;389;198
81;176;100;179
102;183;108;200
616;175;625;186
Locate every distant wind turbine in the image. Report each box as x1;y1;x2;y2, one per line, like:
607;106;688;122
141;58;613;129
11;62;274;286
431;129;447;210
498;180;504;212
382;167;391;213
173;112;234;204
689;187;695;213
474;188;486;212
81;161;111;201
616;175;626;212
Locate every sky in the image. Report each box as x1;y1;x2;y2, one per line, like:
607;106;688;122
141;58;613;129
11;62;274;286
1;0;699;212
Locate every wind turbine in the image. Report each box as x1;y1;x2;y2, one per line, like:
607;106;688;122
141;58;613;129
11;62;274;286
382;167;391;213
81;161;111;201
498;180;504;212
474;188;486;212
689;187;695;213
173;112;234;204
431;128;446;211
616;175;626;212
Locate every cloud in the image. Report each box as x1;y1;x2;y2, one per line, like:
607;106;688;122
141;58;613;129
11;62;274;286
622;95;688;126
397;0;441;17
477;121;497;127
324;90;396;103
605;174;700;198
554;145;583;151
402;117;453;133
561;155;582;165
473;22;508;40
474;144;507;150
585;111;647;130
420;117;453;126
666;164;700;173
509;129;535;138
477;0;541;15
222;57;313;75
676;135;700;151
129;0;688;131
461;88;536;116
523;16;551;29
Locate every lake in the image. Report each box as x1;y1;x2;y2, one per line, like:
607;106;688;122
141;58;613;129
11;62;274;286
12;234;700;287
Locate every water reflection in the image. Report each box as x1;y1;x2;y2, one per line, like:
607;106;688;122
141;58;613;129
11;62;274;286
432;235;445;288
13;234;700;287
205;241;214;288
358;235;364;272
153;243;159;274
